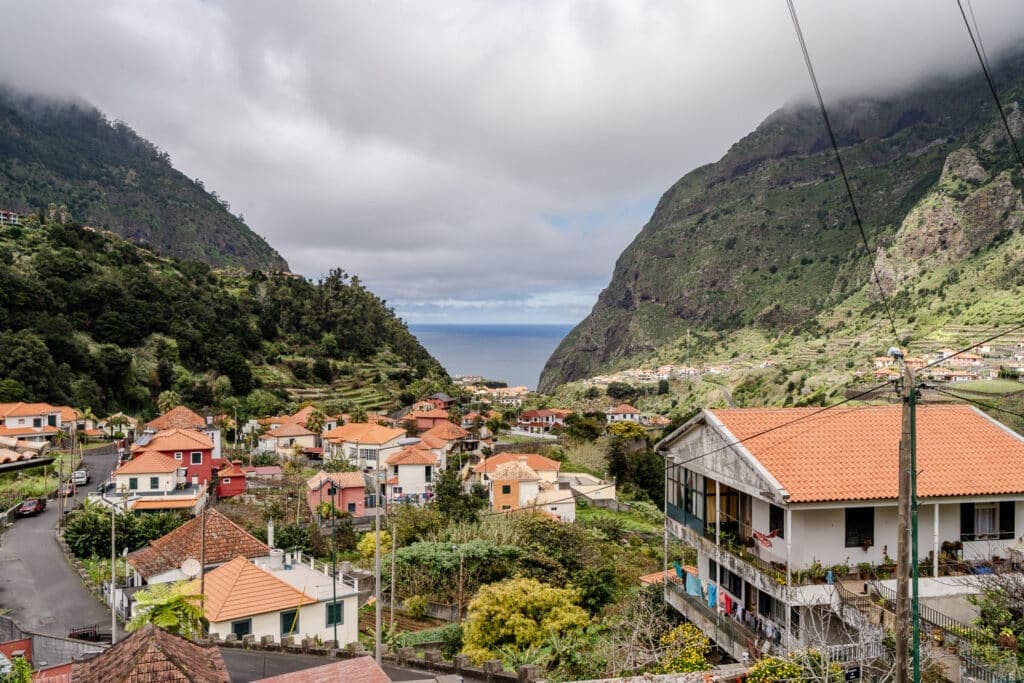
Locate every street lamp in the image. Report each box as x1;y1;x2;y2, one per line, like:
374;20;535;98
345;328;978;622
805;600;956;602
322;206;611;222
111;483;127;644
327;484;338;645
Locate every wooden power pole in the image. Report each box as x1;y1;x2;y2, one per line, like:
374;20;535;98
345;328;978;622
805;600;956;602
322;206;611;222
895;357;920;683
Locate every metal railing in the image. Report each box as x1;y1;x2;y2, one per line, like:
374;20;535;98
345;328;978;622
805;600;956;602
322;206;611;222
869;581;990;645
961;653;1023;683
666;580;759;653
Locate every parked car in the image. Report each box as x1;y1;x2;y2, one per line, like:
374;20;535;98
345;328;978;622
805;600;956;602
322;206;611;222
16;498;46;516
72;469;90;486
59;482;76;497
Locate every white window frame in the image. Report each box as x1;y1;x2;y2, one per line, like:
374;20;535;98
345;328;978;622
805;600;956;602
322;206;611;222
174;451;183;460
190;451;202;465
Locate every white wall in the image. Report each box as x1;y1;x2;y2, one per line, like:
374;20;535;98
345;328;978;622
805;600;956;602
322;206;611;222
114;471;175;492
394;464;431;497
207;596;358;645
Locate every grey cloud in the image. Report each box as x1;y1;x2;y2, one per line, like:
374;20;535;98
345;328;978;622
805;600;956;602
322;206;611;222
1;1;1022;322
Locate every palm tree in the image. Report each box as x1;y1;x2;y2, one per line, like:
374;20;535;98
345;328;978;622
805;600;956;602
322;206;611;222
306;407;326;448
156;390;181;415
107;413;130;438
126;581;204;639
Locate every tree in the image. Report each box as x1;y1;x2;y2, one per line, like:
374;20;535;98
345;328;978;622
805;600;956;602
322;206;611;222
462;577;589;664
607;430;664;506
349;405;368;423
607;421;648;440
606;381;635;401
655;623;710;674
433;466;486;523
127;581;204;639
0;655;30;683
485;417;509;437
358;530;392;560
156;390;181;414
447;405;462;425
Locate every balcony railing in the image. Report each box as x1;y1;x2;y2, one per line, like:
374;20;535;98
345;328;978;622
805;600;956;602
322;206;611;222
666;580;760;658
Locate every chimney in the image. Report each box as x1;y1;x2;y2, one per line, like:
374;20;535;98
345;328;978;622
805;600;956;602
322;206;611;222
267;518;275;549
268;548;284;571
206;415;213;426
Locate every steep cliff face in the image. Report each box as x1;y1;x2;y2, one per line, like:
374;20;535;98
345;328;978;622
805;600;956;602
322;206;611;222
0;86;288;271
540;55;1024;393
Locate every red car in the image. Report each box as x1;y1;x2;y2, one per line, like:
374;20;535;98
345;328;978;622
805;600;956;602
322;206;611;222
16;498;46;516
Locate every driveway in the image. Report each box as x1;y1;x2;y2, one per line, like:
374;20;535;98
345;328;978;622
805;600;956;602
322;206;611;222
0;444;122;638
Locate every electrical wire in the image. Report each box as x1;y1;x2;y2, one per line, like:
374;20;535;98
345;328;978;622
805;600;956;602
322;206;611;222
919;320;1024;371
785;0;902;346
965;0;991;74
956;0;1024;175
930;386;1024;423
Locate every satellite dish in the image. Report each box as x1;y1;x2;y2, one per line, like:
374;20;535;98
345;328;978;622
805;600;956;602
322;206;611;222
181;558;201;578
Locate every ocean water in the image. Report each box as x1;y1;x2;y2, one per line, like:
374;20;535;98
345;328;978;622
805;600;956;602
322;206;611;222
409;324;574;390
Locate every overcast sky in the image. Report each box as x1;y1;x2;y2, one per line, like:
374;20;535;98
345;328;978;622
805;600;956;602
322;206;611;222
2;1;1023;324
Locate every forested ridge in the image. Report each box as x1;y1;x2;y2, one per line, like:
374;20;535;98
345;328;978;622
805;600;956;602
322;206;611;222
0;217;446;416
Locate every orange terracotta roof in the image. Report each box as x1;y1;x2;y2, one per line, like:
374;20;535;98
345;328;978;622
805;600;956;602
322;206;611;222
422;420;469;441
639;566;697;586
116;452;181;475
709;405;1024;503
386;446;437;466
265;422;315;438
290;405;316;424
133;428;213;454
217;461;246;478
418;435;446;449
407;409;450;419
322;422;405;446
0;402;60;418
253;657;389;683
126;509;268;579
306;470;366;491
192;556;316;622
70;623;229;683
608;403;640;414
146;405;206;431
0;426;58;437
131;498;198;511
492;461;539;481
473;452;561;474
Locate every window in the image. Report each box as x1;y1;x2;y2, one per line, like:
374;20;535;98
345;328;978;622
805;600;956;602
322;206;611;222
769;504;785;539
230;619;252;638
961;502;1015;541
222;478;231;484
280;609;299;635
326;602;343;626
845;507;874;547
17;418;24;425
708;560;743;597
32;418;41;428
174;451;182;460
392;466;399;476
347;502;356;513
501;505;511;511
359;447;378;461
128;477;138;490
684;470;705;520
191;452;202;465
149;476;159;490
425;466;432;483
501;485;511;495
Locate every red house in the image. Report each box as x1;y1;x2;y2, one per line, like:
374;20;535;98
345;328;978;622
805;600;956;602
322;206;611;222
215;460;247;499
131;428;216;485
405;409;451;433
306;470;367;518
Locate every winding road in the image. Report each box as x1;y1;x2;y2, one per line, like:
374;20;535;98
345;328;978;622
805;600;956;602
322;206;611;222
0;444;122;638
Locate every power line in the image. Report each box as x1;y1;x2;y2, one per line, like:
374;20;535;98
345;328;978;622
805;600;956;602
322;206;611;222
920;320;1024;371
785;0;902;345
956;0;1024;175
930;386;1024;422
965;0;991;73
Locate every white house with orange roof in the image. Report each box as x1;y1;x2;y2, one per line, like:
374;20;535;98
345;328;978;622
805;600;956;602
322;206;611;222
90;452;206;515
192;553;359;645
489;459;541;512
606;403;643;424
258;422;318;456
385;445;438;502
145;405;223;461
657;404;1024;660
0;402;66;433
322;422;406;470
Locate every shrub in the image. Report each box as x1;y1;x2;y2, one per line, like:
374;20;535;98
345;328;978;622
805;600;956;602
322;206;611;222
404;595;427;619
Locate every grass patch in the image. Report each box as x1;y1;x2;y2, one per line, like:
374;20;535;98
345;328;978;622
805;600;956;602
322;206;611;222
575;505;661;535
950;379;1024;395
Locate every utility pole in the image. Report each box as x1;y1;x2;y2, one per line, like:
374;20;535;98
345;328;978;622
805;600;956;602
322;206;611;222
374;447;382;665
110;497;117;645
390;522;396;635
895;353;920;683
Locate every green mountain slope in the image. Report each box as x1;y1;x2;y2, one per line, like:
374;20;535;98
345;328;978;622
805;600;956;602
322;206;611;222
0;86;287;271
0;218;446;416
540;52;1024;393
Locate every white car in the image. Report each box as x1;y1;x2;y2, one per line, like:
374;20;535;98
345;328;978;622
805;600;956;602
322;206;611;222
72;469;90;486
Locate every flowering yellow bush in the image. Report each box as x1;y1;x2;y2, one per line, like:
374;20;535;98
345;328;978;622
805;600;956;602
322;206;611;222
656;623;710;673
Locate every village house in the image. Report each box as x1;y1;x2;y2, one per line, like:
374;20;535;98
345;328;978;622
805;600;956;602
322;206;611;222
91;452;207;515
257;422;318;456
531;487;576;523
657;404;1024;660
489;459;541;512
470;452;561;487
0;209;20;226
426;392;456;410
146;405;223;460
385;445;438;502
215;460;247;499
100;412;139;440
518;408;573;433
322;422;407;470
0;402;66;431
405;408;452;433
306;470;367;518
606;403;643;424
131;428;218;486
194;553;360;646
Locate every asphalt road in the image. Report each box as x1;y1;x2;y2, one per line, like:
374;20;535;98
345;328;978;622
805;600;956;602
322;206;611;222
0;444;122;638
218;649;464;682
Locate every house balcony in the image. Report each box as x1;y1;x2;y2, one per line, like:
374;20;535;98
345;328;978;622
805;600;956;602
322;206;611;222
664;579;763;662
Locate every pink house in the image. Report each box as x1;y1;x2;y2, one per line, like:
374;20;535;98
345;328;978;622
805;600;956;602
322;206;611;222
306;470;367;518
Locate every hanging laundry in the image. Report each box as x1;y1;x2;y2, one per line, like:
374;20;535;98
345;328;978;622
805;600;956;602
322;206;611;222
685;572;703;597
707;583;717;609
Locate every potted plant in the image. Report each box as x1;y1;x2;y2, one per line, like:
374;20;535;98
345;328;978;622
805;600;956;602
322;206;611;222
807;560;827;584
858;562;874;580
861;537;873;551
831;562;850;581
